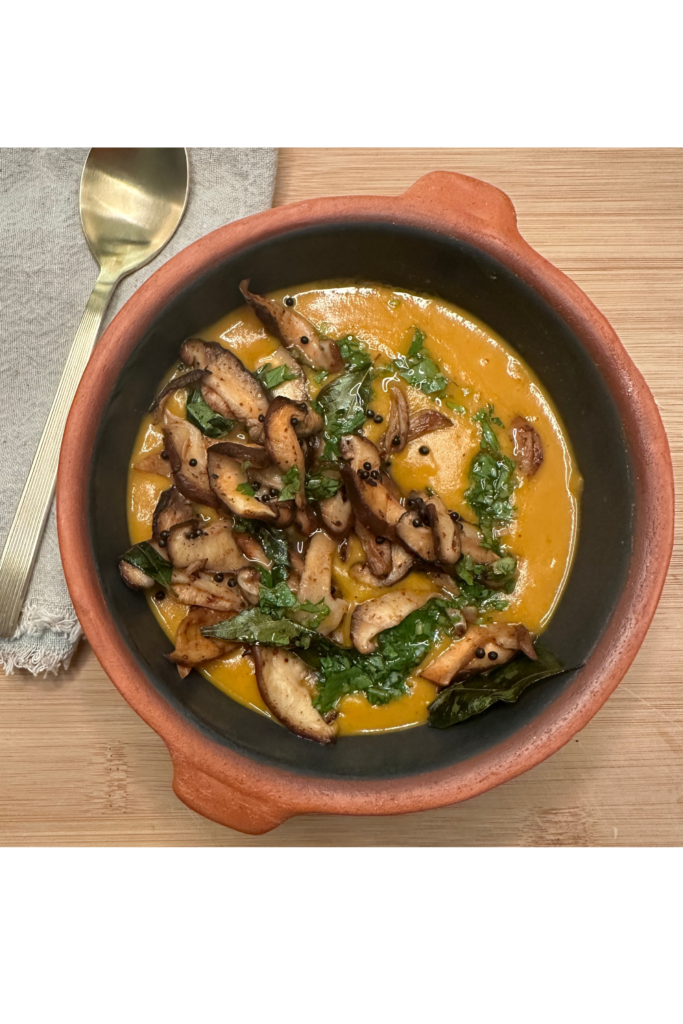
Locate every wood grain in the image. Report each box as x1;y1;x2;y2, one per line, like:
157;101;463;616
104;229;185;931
2;148;681;846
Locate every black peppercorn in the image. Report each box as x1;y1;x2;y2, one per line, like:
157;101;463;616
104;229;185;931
269;488;278;497
284;296;295;307
363;462;372;471
392;435;401;446
258;414;265;422
291;417;300;426
359;469;370;480
488;651;499;661
475;647;486;659
374;414;383;424
449;511;461;522
419;446;430;455
214;573;224;583
376;536;386;545
261;493;271;502
228;578;237;588
300;336;309;345
158;538;167;547
160;530;169;540
189;458;197;467
161;450;169;460
412;518;422;528
408;498;419;509
155;591;165;601
298;402;308;412
370;470;380;479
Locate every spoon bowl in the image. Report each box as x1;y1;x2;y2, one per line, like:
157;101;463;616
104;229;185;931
80;148;189;279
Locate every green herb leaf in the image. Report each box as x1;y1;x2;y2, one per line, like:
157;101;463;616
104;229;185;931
453;554;518;612
316;367;373;460
186;389;235;438
121;542;172;587
313;369;330;386
338;334;373;371
444;398;466;414
408;327;426;358
258;581;300;618
465;407;517;552
278;465;300;501
254;363;298;390
295;598;332;630
236;481;256;497
203;607;316;646
232;519;291;586
305;470;342;502
428;644;568;727
392;327;449;395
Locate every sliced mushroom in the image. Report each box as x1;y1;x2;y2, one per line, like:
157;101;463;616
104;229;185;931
339;435;404;541
421;623;536;687
235;533;271;567
380;386;410;454
207;445;278;521
171;568;246;612
263;397;307;509
236;567;262;605
296;505;318;536
207;440;271;468
162;408;218;507
201;384;236;421
510;416;544;476
406;409;453;444
167;518;248;573
350;589;436;654
149;368;209;413
423;493;462;564
180;339;270;443
252;646;338;744
396;509;436;561
318;488;354;539
296;530;348;635
460;520;499;564
119;560;154;590
133;448;172;477
240;280;343;373
349;543;416;588
152;487;195;541
168;607;239;673
355;522;392;577
288;400;325;439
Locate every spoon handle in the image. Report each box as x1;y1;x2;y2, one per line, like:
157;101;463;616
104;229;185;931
0;270;117;637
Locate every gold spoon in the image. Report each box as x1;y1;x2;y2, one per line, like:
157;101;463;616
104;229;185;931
0;148;189;637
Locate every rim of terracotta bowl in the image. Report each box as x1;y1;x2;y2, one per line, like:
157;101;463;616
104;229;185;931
58;171;674;834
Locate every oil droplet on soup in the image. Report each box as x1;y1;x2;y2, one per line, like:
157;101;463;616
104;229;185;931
127;282;581;735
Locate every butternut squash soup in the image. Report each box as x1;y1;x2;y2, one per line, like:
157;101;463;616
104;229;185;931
121;281;581;742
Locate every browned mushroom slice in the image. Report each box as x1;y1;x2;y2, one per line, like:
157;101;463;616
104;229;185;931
240;280;343;373
349;543;416;588
200;383;236;421
207;445;278;521
167;518;248;573
168;607;239;673
180;339;270;443
406;409;453;444
263;397;307;509
295;531;348;635
133;448;172;477
339;435;404;541
252;647;338;743
423;494;462;564
355;522;392;577
350;590;436;654
236;567;261;605
235;533;271;567
318;488;354;540
162;409;219;507
396;510;436;561
380;386;410;454
119;560;154;590
421;624;536;687
257;347;309;403
510;416;544;476
459;520;499;564
288;400;324;439
171;568;246;612
206;440;271;468
295;506;318;536
152;487;195;541
149;368;209;413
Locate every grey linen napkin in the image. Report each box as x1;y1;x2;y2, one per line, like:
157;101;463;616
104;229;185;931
0;148;278;674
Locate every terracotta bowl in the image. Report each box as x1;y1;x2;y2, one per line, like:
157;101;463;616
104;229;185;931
58;171;674;834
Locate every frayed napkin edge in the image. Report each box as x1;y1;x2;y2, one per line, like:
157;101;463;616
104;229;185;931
0;600;83;676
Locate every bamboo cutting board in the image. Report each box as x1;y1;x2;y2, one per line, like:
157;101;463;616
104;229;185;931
1;148;681;846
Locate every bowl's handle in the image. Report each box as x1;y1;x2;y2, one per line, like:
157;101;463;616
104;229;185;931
399;170;524;246
171;754;291;835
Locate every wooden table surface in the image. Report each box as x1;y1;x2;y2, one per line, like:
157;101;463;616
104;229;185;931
2;149;681;846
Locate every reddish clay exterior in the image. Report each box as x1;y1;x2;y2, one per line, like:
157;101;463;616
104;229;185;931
57;172;675;834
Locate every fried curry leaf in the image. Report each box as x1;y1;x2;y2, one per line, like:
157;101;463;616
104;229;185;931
304;469;342;502
121;542;172;587
338;334;373;371
254;363;298;390
186;389;235;438
392;327;450;395
203;607;315;646
316;367;373;459
278;465;300;502
428;644;568;728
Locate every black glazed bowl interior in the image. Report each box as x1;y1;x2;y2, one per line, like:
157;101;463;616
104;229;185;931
90;223;633;780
